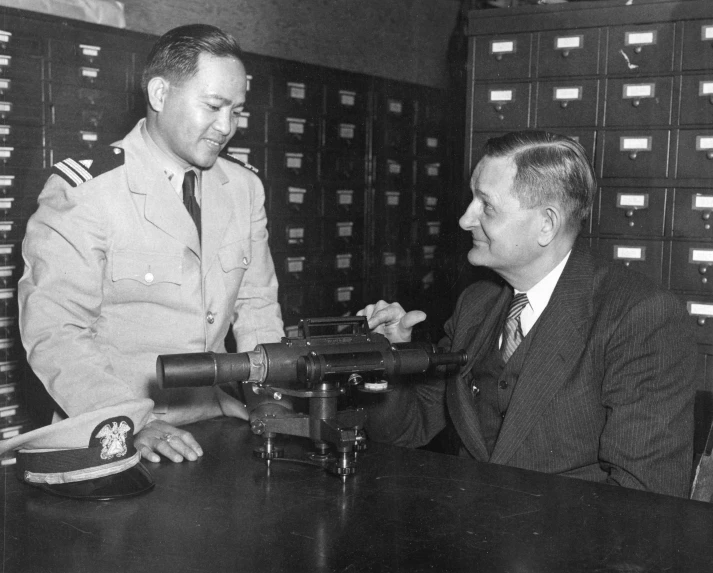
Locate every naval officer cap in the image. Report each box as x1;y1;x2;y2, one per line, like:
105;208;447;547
0;398;155;500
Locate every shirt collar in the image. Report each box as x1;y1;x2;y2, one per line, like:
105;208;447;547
140;120;190;195
517;249;572;335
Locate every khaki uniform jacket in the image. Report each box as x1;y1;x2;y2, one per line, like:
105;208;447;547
19;120;284;417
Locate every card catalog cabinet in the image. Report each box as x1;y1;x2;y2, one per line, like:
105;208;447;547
0;5;457;446
466;0;713;392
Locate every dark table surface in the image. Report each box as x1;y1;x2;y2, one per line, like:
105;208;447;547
3;417;713;573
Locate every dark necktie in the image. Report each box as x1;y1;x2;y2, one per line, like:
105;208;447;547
501;292;528;363
182;170;201;241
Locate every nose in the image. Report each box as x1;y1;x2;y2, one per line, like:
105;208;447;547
213;108;233;136
459;199;481;231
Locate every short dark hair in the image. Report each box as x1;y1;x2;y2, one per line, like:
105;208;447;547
481;131;596;233
141;24;243;98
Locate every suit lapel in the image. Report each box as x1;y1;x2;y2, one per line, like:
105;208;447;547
447;284;511;461
490;244;594;465
200;164;232;278
123;123;201;258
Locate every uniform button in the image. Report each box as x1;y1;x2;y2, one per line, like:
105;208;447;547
499;380;508;390
242;257;249;265
144;272;154;284
206;312;215;324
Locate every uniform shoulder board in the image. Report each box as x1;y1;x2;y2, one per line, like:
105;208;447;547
52;146;125;188
220;150;259;174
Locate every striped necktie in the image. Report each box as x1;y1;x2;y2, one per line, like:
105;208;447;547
182;170;201;241
501;292;528;363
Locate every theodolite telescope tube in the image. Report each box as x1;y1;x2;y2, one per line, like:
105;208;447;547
157;352;253;388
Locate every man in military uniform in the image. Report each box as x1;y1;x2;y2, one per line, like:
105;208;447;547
19;24;284;463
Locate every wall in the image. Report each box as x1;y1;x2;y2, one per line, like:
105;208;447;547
119;0;462;88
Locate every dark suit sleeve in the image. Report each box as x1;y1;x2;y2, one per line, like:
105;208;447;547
599;290;696;498
363;375;447;448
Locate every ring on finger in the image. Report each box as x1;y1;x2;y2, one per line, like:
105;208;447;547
160;433;174;442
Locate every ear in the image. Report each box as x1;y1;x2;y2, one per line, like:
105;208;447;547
146;76;170;113
537;205;561;247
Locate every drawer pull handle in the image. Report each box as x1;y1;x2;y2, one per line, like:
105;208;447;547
628;151;638;160
561;50;570;58
632;99;641;108
560;101;569;109
634;46;643;54
495;54;503;61
707;151;713;160
625;209;635;218
494;104;503;112
698;317;707;326
699;265;709;276
702;211;711;221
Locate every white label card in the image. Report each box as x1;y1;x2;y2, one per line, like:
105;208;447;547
489;90;513;102
388;161;401;175
287;118;305;134
425;196;438;209
288;227;304;240
693;195;713;209
696;136;713;150
0;80;8;91
700;82;713;96
81;131;98;142
426;137;438;148
287;257;304;273
0;361;15;372
703;25;713;41
691;249;713;263
336;254;352;269
246;75;252;92
339;90;356;106
625;31;656;46
0;199;13;210
617;194;648;208
383;253;396;266
0;147;11;158
689;302;713;316
428;222;441;235
81;67;98;78
336;287;353;302
0;176;12;187
286;153;303;169
615;246;644;260
237;113;249;129
491;40;515;54
0;103;11;113
288;187;306;204
624;84;654;98
388;99;403;114
620;137;651;151
80;44;100;57
555;36;582;50
426;164;440;177
339;124;355;139
337;222;353;237
554;87;582;101
0;57;10;67
0;31;11;44
288;82;305;100
386;192;400;206
337;190;353;205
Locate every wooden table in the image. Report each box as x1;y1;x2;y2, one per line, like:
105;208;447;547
3;417;713;572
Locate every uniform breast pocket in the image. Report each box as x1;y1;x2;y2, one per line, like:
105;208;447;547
110;250;183;304
218;240;251;297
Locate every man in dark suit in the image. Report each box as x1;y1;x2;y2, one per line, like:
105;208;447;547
359;130;696;498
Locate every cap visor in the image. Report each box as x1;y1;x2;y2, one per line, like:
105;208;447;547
35;462;155;501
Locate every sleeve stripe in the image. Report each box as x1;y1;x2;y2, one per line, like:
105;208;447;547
53;162;84;187
64;158;93;181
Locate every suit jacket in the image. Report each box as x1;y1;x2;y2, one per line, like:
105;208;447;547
18;120;284;418
366;240;696;497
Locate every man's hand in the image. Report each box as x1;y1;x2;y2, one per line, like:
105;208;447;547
135;420;203;463
357;300;427;343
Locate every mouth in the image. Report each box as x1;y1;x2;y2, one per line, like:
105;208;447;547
204;138;225;151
